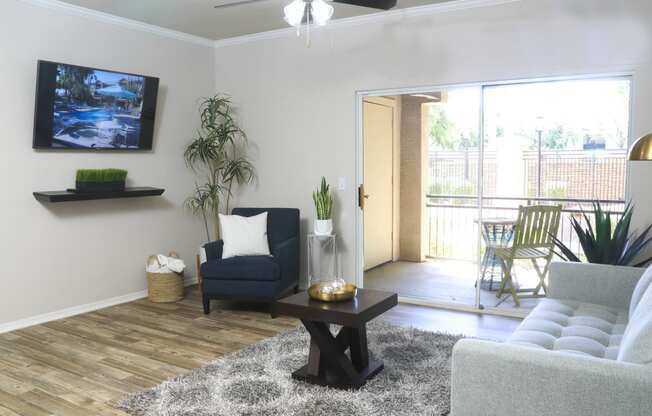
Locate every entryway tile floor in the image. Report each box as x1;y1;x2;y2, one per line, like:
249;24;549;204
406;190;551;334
364;259;542;316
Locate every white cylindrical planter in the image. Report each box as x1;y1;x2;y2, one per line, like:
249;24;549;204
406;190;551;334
314;219;333;236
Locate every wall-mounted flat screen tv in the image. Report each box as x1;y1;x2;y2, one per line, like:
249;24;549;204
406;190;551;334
33;61;159;150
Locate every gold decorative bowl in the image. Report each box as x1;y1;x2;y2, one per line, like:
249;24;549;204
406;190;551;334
308;282;358;302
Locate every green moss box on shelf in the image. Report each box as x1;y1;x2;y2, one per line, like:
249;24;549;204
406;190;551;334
75;169;127;192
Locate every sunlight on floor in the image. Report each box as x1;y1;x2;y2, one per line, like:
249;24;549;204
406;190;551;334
364;259;543;312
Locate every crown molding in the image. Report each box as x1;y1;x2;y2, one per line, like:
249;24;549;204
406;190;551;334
213;0;523;48
18;0;215;47
19;0;523;50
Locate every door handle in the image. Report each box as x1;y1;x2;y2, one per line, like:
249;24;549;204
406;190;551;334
358;184;369;210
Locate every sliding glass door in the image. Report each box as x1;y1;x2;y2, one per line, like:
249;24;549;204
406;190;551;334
425;87;483;308
478;77;631;311
362;75;631;315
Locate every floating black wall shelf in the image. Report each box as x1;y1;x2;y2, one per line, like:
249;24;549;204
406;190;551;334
33;187;165;203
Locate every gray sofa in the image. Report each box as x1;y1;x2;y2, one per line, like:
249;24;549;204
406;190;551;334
451;262;652;416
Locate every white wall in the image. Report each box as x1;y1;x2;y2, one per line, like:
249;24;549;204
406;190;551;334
2;0;651;326
0;1;213;326
213;0;652;285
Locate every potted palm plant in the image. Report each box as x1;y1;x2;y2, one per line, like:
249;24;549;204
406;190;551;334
553;202;652;267
312;177;334;236
184;94;254;241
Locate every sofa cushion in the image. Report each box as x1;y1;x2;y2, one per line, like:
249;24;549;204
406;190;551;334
506;299;627;359
630;264;652;317
619;280;652;365
200;256;280;282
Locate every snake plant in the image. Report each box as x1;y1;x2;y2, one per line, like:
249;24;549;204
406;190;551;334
553;202;652;267
312;177;333;220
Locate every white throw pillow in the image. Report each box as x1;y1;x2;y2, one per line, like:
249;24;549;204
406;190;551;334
619;281;652;365
630;264;652;317
219;212;270;259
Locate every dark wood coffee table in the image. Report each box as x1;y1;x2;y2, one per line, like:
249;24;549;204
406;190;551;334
274;288;398;389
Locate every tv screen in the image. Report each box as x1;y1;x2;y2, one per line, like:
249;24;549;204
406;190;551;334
33;61;159;150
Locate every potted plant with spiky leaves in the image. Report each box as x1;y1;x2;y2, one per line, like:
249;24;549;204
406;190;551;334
312;177;334;236
552;202;652;267
184;94;254;241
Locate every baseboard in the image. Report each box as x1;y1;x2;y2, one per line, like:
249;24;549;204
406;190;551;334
397;295;528;319
0;276;199;334
183;276;199;286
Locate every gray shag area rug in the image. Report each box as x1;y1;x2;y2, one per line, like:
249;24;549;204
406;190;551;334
118;321;463;416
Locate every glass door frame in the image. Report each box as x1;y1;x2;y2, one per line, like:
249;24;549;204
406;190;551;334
355;72;634;318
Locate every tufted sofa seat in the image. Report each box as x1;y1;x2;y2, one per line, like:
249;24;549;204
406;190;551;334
506;298;627;359
451;262;652;416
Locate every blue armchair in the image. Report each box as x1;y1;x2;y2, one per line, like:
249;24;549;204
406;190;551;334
199;208;300;314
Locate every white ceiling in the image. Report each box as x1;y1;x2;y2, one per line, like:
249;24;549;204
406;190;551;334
58;0;452;41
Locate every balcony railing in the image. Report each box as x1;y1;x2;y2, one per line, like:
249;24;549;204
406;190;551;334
426;195;625;261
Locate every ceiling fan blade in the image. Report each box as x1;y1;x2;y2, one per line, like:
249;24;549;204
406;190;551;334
332;0;397;10
214;0;397;11
213;0;272;10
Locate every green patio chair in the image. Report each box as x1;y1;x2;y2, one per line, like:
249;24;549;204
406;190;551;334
493;204;562;307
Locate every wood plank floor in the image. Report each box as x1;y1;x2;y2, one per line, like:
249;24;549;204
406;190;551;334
0;286;520;415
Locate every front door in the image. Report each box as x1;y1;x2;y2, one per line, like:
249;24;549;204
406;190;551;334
363;98;395;270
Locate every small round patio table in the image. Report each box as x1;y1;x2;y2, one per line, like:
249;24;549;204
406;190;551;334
474;217;516;291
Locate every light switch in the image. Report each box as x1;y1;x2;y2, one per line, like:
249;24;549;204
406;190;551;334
337;177;346;191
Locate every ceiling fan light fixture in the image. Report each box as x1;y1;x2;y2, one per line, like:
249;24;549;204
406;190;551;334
283;0;306;27
283;0;335;46
311;0;334;26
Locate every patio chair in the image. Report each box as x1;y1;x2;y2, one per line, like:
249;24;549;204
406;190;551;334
493;204;562;307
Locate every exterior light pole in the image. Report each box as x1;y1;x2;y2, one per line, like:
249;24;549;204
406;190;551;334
535;117;545;198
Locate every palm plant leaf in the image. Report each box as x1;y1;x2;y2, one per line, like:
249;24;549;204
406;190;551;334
551;234;582;262
634;254;652;268
554;201;652;268
619;224;652;266
612;204;635;263
184;133;224;170
222;158;254;187
200;96;232;130
570;215;597;263
594;203;612;263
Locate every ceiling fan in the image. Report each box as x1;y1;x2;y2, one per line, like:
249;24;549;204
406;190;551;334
214;0;397;45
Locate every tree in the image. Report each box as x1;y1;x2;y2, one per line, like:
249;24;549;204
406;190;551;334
459;130;479;149
56;66;94;104
520;125;580;150
429;105;479;150
184;95;254;241
429;106;455;150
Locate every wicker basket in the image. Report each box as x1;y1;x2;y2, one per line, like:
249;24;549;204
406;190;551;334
146;252;184;303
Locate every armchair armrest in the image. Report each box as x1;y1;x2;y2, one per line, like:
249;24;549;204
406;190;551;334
272;237;299;287
451;339;652;416
548;262;644;309
203;240;224;261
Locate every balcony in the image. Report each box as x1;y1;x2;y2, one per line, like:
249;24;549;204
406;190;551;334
427;148;627;259
427;195;625;262
365;149;626;315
